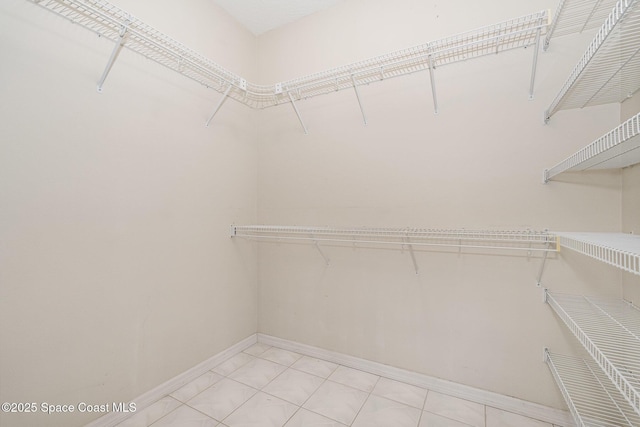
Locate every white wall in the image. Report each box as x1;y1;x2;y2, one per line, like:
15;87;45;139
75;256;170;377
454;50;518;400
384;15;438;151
621;93;640;302
255;0;622;409
0;1;258;426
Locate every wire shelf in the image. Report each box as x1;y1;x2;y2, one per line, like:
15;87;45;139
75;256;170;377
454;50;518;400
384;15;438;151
231;226;558;252
544;0;620;49
28;0;547;110
544;112;640;182
545;292;640;416
545;350;640;426
545;0;640;122
556;232;640;275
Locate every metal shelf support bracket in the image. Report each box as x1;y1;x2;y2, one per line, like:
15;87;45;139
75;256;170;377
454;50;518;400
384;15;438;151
529;27;542;100
536;242;551;286
310;234;330;265
427;55;438;114
97;23;129;93
205;84;232;127
404;235;419;275
288;91;308;134
351;75;367;125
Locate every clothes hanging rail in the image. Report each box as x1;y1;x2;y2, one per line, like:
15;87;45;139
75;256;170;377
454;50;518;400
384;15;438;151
544;0;619;50
230;225;557;253
27;0;548;124
544;111;640;182
544;0;640;122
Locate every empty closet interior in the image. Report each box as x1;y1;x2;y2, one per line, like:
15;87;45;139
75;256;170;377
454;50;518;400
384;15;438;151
1;0;639;426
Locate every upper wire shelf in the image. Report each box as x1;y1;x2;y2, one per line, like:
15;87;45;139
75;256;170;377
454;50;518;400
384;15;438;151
545;292;640;416
544;0;619;50
545;350;640;426
230;225;558;252
544;0;640;122
544;111;640;182
556;232;640;275
28;0;548;113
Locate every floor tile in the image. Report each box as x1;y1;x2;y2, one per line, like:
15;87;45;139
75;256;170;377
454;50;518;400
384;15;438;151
291;356;338;379
302;380;368;425
170;371;224;402
419;411;474;427
260;347;303;366
372;377;427;409
352;394;422;427
284;408;348;427
222;392;298;427
328;365;379;392
150;405;218;427
186;378;257;421
228;358;287;389
485;406;552;427
263;368;325;406
116;396;182;427
243;343;272;357
423;392;485;427
213;353;256;376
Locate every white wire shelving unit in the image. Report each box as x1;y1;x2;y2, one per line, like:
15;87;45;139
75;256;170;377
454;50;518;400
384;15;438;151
27;0;548;130
545;292;640;416
545;350;640;426
555;232;640;276
544;0;640;123
230;226;557;275
544;0;619;50
544;111;640;182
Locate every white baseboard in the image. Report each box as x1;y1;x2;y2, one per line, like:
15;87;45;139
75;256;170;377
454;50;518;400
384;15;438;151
257;333;574;427
84;334;257;427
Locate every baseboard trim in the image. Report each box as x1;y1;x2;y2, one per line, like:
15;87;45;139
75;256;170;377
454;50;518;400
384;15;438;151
84;334;257;427
257;333;574;427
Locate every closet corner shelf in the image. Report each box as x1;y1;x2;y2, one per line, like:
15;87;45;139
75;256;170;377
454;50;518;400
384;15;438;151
544;0;640;122
555;232;640;275
544;292;640;416
545;350;640;426
544;0;619;50
28;0;548;122
544;111;640;182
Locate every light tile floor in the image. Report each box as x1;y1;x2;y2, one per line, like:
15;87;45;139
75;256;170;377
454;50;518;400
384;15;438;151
114;343;563;427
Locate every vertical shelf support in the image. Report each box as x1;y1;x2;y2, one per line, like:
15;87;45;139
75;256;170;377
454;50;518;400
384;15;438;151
310;235;330;266
537;244;550;286
205;84;232;127
529;27;542;100
97;23;129;92
351;75;367;125
404;235;419;275
288;91;308;134
427;55;439;114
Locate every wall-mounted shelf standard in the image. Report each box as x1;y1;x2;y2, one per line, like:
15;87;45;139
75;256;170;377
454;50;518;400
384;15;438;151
545;292;640;416
28;0;548;129
545;350;640;426
544;0;619;50
556;232;640;276
544;111;640;182
544;0;640;122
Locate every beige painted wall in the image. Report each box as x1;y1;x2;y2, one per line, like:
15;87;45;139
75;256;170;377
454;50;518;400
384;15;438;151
0;1;258;426
621;93;640;302
255;0;623;409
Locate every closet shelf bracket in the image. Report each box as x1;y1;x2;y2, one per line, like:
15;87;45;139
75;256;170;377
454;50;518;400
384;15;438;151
528;27;542;100
427;55;438;114
205;84;232;127
351;75;367;125
311;235;330;266
288;91;308;135
404;235;419;275
97;22;129;93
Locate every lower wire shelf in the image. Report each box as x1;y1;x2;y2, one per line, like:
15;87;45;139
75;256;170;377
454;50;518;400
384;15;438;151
545;350;640;427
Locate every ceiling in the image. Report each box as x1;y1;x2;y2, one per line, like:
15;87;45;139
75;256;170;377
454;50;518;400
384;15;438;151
213;0;345;36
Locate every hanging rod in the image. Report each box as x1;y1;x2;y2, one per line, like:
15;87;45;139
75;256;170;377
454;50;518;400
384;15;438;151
230;226;558;252
27;0;548;113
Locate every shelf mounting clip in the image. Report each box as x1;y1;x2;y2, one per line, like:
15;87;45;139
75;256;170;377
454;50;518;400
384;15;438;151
97;21;130;92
